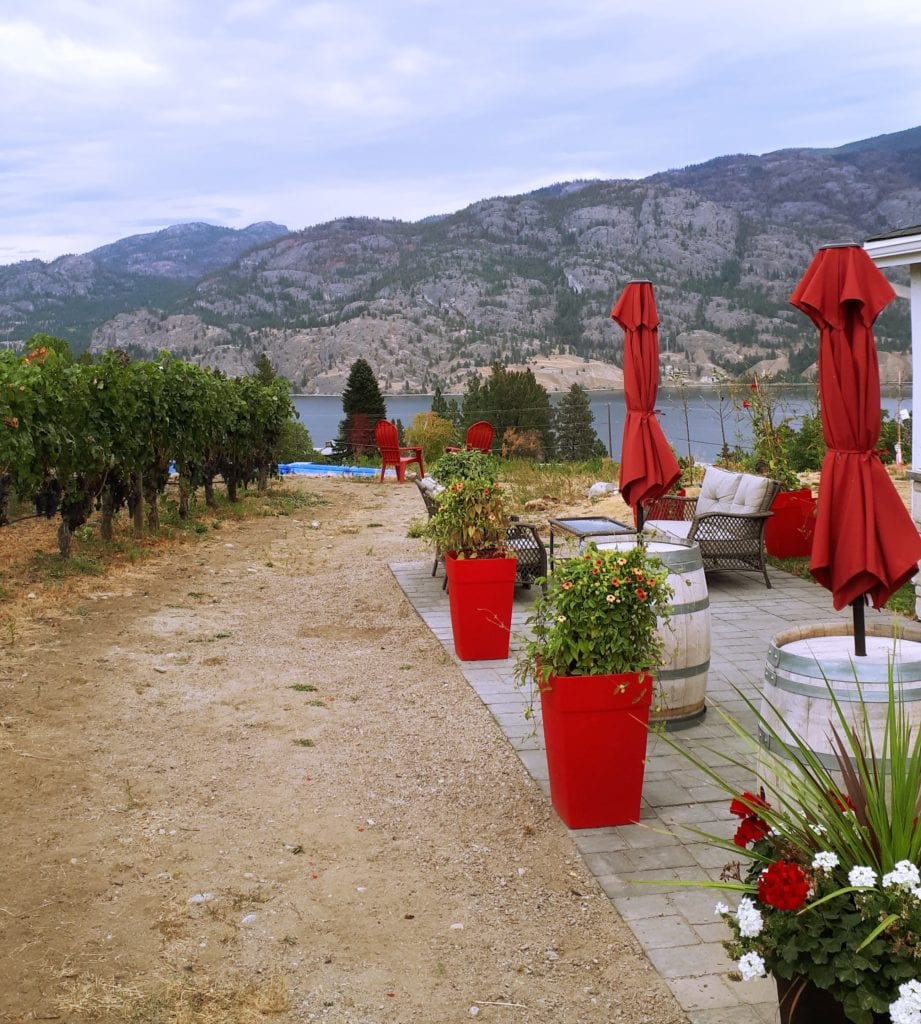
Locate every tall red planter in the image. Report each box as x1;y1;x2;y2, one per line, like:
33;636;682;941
764;489;817;559
539;671;653;828
444;553;517;661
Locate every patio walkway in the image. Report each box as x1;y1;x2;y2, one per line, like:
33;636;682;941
390;558;858;1024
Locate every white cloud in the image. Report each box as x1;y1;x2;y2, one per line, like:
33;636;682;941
0;17;161;84
0;0;919;263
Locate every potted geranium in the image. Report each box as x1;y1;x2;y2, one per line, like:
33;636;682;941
423;454;516;661
663;674;921;1023
515;543;673;828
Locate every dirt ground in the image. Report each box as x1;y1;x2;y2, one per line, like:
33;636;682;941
0;478;685;1024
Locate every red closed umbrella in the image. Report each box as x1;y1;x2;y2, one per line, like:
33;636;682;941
612;281;681;529
790;244;921;653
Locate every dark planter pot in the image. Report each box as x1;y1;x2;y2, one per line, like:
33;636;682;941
539;670;652;828
775;975;890;1023
444;553;517;661
764;488;817;559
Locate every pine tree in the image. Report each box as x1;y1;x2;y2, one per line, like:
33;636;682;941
254;352;276;384
461;364;554;459
335;359;387;460
431;384;461;431
554;383;606;461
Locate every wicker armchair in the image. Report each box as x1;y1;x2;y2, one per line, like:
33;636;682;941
414;477;547;589
644;468;782;588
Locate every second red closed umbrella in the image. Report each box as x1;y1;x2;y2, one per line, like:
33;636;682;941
790;243;921;653
612;280;681;529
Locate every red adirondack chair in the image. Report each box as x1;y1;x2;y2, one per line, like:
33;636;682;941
445;420;494;455
374;420;424;482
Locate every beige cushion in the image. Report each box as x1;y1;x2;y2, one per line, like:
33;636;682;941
729;473;774;514
695;466;742;515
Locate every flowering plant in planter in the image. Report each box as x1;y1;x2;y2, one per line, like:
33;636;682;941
422;473;510;560
515;542;673;694
666;674;921;1024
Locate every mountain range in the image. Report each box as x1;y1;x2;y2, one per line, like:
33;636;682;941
2;125;920;394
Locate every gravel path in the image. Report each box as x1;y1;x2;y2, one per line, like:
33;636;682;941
0;477;686;1023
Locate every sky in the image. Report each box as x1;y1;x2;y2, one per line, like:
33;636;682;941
2;0;921;265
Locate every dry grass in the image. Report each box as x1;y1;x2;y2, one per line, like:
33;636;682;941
500;458;617;512
56;973;290;1022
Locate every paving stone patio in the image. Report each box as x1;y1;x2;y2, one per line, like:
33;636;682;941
390;556;862;1024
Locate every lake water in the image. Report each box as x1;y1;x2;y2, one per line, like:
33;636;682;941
291;386;906;463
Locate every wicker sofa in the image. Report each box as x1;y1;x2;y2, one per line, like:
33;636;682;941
644;466;782;588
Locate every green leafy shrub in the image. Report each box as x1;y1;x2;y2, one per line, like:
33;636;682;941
516;542;673;685
422;476;509;559
431;448;499;485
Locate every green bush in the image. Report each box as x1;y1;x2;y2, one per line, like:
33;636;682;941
431;448;499;485
275;418;315;463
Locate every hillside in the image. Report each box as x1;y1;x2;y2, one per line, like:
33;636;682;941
2;128;920;393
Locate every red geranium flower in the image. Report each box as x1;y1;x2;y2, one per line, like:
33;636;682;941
733;816;770;847
730;792;770;819
742;400;750;409
758;860;810;911
828;789;856;812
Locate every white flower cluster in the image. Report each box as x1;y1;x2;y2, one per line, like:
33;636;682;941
738;950;766;981
714;901;729;916
736;896;763;938
848;865;878;887
883;861;921;890
811;851;839;871
891;978;921;1024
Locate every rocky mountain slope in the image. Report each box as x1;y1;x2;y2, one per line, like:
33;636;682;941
2;128;920;394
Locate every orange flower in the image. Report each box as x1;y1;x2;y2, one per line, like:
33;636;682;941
561;580;573;590
636;588;647;601
3;416;18;428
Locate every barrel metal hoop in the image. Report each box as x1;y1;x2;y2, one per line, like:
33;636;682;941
759;728;891;771
764;674;912;703
769;645;921;684
658;553;705;574
668;596;711;616
657;658;711;682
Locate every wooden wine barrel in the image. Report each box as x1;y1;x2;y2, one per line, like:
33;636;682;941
758;621;921;802
593;537;710;728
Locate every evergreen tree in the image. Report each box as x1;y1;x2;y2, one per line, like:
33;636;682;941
431;385;449;419
335;358;387;460
431;384;461;431
254;352;276;384
554;383;606;461
461;364;554;459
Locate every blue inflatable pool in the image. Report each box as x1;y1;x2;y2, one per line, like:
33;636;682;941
278;462;390;478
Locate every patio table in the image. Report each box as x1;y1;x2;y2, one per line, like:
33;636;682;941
548;516;635;569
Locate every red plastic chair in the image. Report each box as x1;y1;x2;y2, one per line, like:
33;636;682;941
374;420;424;482
445;420;495;455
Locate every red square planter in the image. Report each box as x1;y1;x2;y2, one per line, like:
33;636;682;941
445;553;517;661
539;671;652;828
764;489;817;559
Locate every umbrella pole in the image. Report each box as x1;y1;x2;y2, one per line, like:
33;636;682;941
636;504;645;532
852;597;867;657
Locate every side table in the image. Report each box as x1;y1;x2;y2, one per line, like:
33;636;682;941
548;516;635;569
